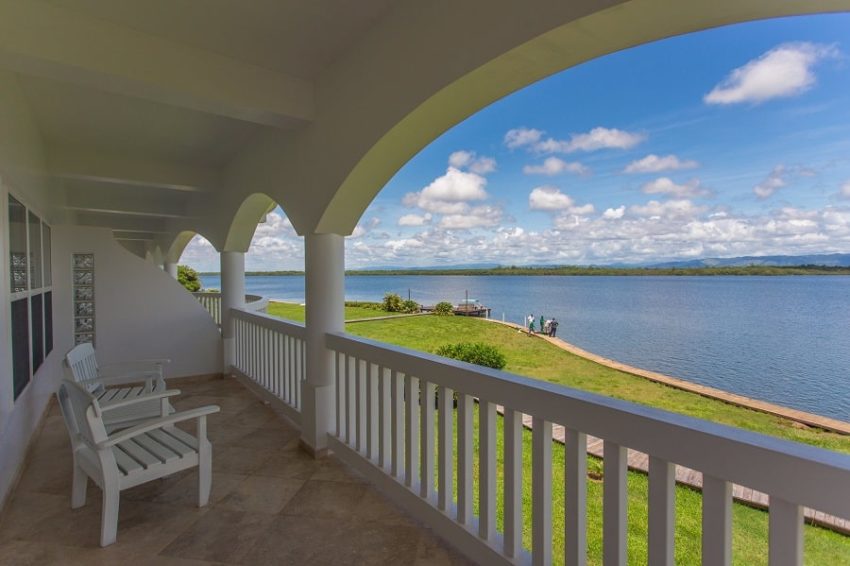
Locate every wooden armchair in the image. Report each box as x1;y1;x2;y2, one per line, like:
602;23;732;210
56;379;220;547
64;343;173;430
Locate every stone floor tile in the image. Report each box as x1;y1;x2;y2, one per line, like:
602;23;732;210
211;445;273;475
252;447;320;481
309;457;367;483
158;508;274;563
153;471;248;508
216;475;304;515
280;479;367;519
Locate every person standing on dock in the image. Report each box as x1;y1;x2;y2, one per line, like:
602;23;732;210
527;314;534;335
549;318;559;337
539;315;545;335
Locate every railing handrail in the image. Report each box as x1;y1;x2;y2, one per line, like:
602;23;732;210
326;330;850;519
232;307;306;339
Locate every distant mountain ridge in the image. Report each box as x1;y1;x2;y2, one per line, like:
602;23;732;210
646;253;850;268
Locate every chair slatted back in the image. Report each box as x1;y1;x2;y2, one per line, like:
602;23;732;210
64;343;101;392
57;379;108;450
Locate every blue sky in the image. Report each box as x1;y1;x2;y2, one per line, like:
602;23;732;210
183;14;850;271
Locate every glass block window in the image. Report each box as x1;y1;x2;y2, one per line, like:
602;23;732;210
72;253;95;346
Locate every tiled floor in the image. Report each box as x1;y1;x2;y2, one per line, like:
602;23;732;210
0;376;471;565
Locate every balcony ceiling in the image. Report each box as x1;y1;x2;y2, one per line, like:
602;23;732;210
45;0;397;79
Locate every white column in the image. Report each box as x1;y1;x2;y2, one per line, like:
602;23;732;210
220;251;245;369
164;261;178;279
302;232;344;456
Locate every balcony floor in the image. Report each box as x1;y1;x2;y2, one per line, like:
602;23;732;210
0;376;471;565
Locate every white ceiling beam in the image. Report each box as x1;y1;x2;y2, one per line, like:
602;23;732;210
49;146;218;193
0;0;314;127
74;212;169;233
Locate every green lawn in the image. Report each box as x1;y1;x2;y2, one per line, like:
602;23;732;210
266;300;404;322
268;304;850;562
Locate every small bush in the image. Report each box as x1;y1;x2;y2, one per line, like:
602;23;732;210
177;265;201;292
434;301;454;316
382;293;403;312
434;342;507;370
401;299;419;313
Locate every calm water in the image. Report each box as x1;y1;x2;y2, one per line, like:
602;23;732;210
201;274;850;421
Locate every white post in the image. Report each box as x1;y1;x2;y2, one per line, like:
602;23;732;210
220;251;245;369
164;261;178;279
302;232;344;456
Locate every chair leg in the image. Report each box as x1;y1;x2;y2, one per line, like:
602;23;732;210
100;485;120;547
71;462;87;509
198;441;212;507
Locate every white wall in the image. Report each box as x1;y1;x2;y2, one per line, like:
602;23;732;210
52;225;222;378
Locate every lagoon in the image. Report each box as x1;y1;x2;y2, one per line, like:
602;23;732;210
200;273;850;422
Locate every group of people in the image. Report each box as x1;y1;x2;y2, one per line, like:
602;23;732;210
526;313;559;337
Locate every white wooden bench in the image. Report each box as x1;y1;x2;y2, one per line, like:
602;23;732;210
64;343;173;430
56;379;220;547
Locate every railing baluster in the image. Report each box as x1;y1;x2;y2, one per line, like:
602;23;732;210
532;417;552;566
438;385;454;512
457;393;473;525
367;363;379;461
504;408;522;558
379;367;391;471
648;456;675;566
420;381;436;500
335;351;343;438
565;428;587;566
356;358;365;453
346;355;355;446
702;475;731;566
391;370;404;478
769;497;803;566
603;441;627;566
297;338;303;407
479;400;497;542
405;375;420;489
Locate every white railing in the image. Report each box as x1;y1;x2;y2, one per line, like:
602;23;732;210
192;292;268;326
232;308;305;423
326;331;850;566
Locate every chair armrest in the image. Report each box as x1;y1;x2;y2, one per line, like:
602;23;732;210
92;370;162;386
98;405;221;449
99;389;181;413
99;359;170;373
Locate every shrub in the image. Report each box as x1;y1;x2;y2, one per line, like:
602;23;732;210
434;342;507;370
401;299;419;313
345;301;382;310
382;293;403;312
177;264;202;292
433;301;454;316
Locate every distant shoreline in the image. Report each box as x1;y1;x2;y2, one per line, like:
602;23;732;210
200;264;850;277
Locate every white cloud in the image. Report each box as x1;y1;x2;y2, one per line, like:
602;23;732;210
506;126;645;154
523;157;589;176
529;186;574;211
398;213;432;226
624;154;699;173
838;180;850;200
603;206;625;220
403;166;488;213
754;165;787;199
440;205;503;229
704;42;839;105
448;150;496;174
642;177;710;198
504;127;543;149
629;199;705;220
